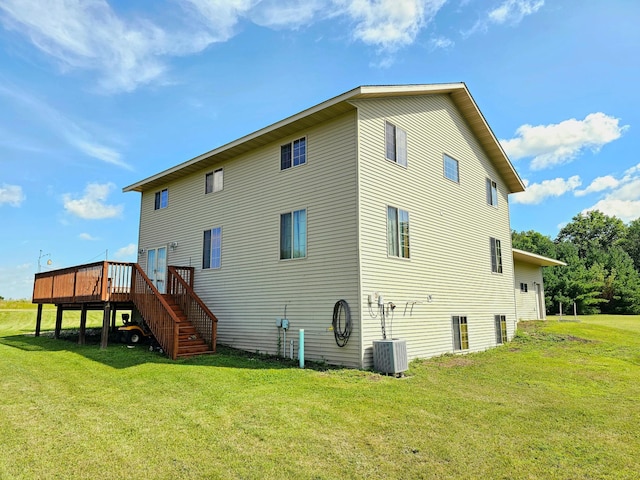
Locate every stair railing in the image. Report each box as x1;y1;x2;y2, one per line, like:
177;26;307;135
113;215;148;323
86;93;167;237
167;266;217;352
131;264;181;359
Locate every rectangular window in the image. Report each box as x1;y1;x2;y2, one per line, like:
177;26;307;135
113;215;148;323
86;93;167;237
495;315;507;344
520;282;528;293
154;189;168;210
443;154;459;183
280;209;307;259
281;137;306;170
490;237;503;273
452;316;469;350
385;121;407;167
203;227;222;269
486;178;498;206
205;168;224;194
387;206;410;258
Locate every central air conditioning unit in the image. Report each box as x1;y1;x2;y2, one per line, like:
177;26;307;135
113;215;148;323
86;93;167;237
372;339;408;375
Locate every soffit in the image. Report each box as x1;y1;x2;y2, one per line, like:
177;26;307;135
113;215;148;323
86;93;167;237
124;83;525;194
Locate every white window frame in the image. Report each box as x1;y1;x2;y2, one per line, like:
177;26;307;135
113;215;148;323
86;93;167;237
443;154;459;183
486;178;498;207
205;168;224;194
385;121;407;167
452;315;469;350
203;227;222;270
495;315;507;344
280;209;307;260
154;188;168;210
387;206;410;259
280;137;307;170
490;237;503;274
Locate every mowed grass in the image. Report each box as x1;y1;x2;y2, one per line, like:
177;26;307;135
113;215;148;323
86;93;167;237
1;302;639;480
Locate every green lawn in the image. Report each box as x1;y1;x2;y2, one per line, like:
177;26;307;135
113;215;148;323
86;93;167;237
1;302;638;479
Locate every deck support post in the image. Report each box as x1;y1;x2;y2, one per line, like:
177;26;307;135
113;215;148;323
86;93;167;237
54;306;63;339
110;307;117;333
35;304;43;337
79;304;88;345
100;302;111;350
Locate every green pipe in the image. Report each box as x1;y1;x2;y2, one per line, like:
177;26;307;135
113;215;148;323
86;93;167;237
299;329;304;368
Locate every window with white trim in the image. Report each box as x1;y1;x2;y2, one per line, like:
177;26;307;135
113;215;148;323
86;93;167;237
280;209;307;259
453;316;469;350
205;168;224;194
520;282;528;293
154;189;168;210
486;178;498;206
385;121;407;167
281;137;306;170
203;227;222;269
495;315;507;344
490;237;503;274
443;154;459;183
387;206;410;258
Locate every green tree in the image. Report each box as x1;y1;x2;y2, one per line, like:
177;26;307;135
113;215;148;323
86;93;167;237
621;218;640;272
557;210;626;260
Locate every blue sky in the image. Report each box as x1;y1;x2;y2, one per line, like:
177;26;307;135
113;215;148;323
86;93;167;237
1;0;638;299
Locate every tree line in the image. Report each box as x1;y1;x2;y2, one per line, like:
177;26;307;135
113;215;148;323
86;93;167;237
512;210;640;315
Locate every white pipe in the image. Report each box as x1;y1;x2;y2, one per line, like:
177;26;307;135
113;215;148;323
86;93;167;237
290;339;293;359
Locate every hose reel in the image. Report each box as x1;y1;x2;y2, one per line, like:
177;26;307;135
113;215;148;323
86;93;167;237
332;299;351;347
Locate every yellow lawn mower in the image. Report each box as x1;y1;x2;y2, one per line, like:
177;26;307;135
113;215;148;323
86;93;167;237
118;313;153;346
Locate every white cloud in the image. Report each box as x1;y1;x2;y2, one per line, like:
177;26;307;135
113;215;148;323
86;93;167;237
0;183;25;206
501;113;629;170
580;163;640;222
430;35;454;49
465;0;543;36
79;232;99;241
574;175;620;197
247;0;326;29
512;175;581;205
63;182;123;220
488;0;544;25
337;0;446;51
0;0;451;91
0;83;130;168
114;243;137;260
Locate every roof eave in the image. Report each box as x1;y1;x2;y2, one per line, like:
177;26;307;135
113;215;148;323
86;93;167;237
513;248;567;267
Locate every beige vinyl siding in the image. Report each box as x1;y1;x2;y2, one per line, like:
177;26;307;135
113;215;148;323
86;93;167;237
514;262;544;320
352;94;517;367
137;111;361;366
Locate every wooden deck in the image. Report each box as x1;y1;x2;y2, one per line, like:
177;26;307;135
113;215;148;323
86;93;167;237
32;261;217;359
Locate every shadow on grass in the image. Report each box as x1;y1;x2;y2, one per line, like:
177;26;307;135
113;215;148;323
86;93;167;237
0;329;337;372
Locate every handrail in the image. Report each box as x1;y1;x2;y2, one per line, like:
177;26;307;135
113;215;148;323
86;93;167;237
32;261;133;304
131;264;181;359
167;266;217;352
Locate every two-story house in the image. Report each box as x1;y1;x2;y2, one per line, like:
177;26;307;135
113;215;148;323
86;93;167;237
123;83;546;368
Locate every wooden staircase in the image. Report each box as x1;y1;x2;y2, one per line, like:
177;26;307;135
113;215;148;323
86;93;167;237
162;294;214;357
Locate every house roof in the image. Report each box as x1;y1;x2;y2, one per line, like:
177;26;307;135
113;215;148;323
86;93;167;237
512;248;567;267
123;83;525;194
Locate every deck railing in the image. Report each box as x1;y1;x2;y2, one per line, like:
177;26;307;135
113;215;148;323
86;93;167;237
131;264;180;359
168;266;217;351
32;261;133;304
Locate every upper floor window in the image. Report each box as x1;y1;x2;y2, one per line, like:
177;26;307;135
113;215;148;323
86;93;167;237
154;189;168;210
387;206;410;258
486;178;498;206
385;121;407;167
205;168;224;194
203;227;222;269
281;137;306;170
280;209;307;259
452;316;469;350
490;237;503;274
443;154;459;183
